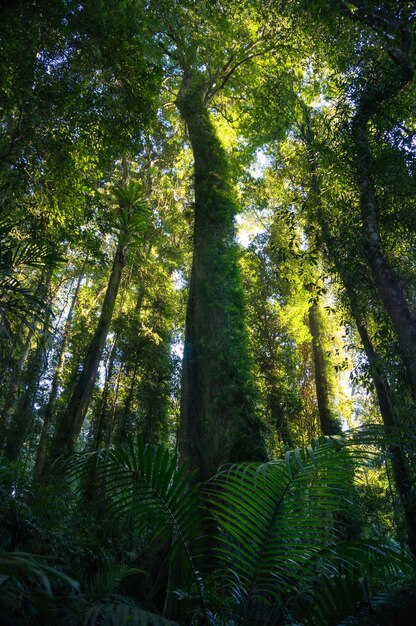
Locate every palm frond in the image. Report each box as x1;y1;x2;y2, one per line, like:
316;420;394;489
207;437;375;622
78;601;180;626
66;437;207;608
0;551;79;596
85;563;146;601
290;560;416;626
0;551;79;617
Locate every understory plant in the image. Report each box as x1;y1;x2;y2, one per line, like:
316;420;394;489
1;431;414;625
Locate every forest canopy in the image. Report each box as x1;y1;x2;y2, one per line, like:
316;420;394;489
0;1;416;624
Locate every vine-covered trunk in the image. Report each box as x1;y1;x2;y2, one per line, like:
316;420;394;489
46;240;126;466
176;70;265;480
308;302;341;435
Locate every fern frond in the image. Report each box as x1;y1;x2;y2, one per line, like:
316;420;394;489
207;437;373;621
66;437;207;609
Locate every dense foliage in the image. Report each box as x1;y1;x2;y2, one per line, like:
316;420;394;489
0;0;415;624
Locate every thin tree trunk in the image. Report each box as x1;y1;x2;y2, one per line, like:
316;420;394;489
113;358;139;446
308;302;341;435
0;326;34;439
301;108;416;557
0;268;48;433
34;272;83;479
4;269;53;461
349;10;416;398
176;69;265;480
105;364;122;448
90;337;117;451
46;240;126;466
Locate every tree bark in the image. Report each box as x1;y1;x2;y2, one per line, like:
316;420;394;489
176;69;266;480
45;240;126;466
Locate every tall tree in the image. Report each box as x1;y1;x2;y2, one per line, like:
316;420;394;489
152;1;272;478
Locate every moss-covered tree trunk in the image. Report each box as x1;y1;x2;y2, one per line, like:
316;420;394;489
308;302;341;436
176;70;265;480
45;240;126;467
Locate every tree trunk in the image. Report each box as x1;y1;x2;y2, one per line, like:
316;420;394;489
353;119;416;399
349;12;416;398
34;272;83;479
353;314;416;556
308;302;341;435
0;269;48;434
176;69;265;480
0;326;34;438
45;240;126;466
113;358;138;447
90;337;117;451
3;268;53;460
302;109;416;557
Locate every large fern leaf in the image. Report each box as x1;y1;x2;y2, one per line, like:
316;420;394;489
66;437;207;608
207;437;381;623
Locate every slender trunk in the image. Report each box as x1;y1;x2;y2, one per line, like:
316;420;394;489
46;240;126;466
4;270;53;461
105;364;122;448
0;326;34;438
34;273;83;479
4;335;46;461
308;302;341;435
176;69;265;480
302;110;416;557
0;269;48;433
90;337;117;451
113;358;138;446
349;14;416;397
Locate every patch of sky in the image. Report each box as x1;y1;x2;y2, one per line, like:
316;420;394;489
249;148;271;179
235;149;273;248
172;270;187;291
